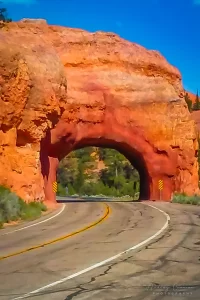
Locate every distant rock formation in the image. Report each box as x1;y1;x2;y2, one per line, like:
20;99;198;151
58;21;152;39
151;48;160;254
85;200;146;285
20;18;47;24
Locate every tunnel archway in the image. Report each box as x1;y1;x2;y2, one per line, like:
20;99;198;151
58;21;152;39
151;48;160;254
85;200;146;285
56;145;143;200
1;20;199;205
71;143;150;200
40;115;175;205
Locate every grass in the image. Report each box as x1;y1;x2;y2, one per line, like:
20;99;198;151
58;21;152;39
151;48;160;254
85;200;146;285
172;192;200;205
0;186;47;229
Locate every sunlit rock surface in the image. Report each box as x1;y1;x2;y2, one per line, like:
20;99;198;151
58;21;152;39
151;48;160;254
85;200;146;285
0;21;198;203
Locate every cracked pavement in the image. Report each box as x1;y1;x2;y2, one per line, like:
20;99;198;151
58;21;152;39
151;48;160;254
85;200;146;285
0;201;200;300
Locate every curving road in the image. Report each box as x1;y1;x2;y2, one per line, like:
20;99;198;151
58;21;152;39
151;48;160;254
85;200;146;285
0;200;200;300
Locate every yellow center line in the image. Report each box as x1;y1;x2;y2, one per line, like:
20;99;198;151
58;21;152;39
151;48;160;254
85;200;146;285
0;203;111;261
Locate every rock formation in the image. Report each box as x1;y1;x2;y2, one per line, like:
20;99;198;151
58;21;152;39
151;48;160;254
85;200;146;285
192;111;200;132
0;21;199;203
187;91;196;103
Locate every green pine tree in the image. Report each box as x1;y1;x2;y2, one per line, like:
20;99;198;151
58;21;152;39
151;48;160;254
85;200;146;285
193;90;200;111
74;163;85;194
57;152;78;187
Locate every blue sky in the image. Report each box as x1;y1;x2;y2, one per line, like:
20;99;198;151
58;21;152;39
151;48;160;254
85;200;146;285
2;0;200;94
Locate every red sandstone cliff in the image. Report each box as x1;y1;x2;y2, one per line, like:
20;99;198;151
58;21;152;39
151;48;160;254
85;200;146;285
0;20;199;202
191;111;200;132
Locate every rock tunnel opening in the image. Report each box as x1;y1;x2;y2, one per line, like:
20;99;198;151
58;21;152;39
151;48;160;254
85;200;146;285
57;146;142;200
40;122;180;203
53;137;151;201
40;124;173;204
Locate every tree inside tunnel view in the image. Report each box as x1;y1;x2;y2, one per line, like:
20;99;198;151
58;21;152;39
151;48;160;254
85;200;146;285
57;147;140;199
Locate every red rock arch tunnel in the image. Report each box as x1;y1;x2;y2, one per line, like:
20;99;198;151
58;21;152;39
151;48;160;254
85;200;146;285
0;21;199;203
40;104;182;204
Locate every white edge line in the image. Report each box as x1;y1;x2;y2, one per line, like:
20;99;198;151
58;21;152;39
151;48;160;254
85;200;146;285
12;202;170;300
1;204;65;236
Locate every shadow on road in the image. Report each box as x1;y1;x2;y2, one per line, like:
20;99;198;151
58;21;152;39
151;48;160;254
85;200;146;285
56;197;141;203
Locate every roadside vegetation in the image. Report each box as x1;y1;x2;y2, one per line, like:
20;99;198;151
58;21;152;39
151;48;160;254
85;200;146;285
0;186;47;229
111;194;140;202
172;193;200;205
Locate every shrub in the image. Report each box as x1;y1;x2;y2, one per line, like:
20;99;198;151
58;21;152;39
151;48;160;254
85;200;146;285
68;183;76;195
0;187;21;222
19;199;47;221
111;195;131;202
57;183;67;196
172;193;200;205
0;186;47;228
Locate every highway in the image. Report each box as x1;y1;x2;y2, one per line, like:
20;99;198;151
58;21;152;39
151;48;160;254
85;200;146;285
0;200;200;300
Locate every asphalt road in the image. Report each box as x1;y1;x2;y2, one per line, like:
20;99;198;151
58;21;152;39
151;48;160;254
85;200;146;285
0;200;200;300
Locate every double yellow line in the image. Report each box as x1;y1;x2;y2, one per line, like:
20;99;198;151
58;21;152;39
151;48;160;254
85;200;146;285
0;203;110;261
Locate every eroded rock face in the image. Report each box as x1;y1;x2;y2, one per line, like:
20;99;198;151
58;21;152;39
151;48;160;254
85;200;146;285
191;111;200;132
0;22;67;201
0;21;199;203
